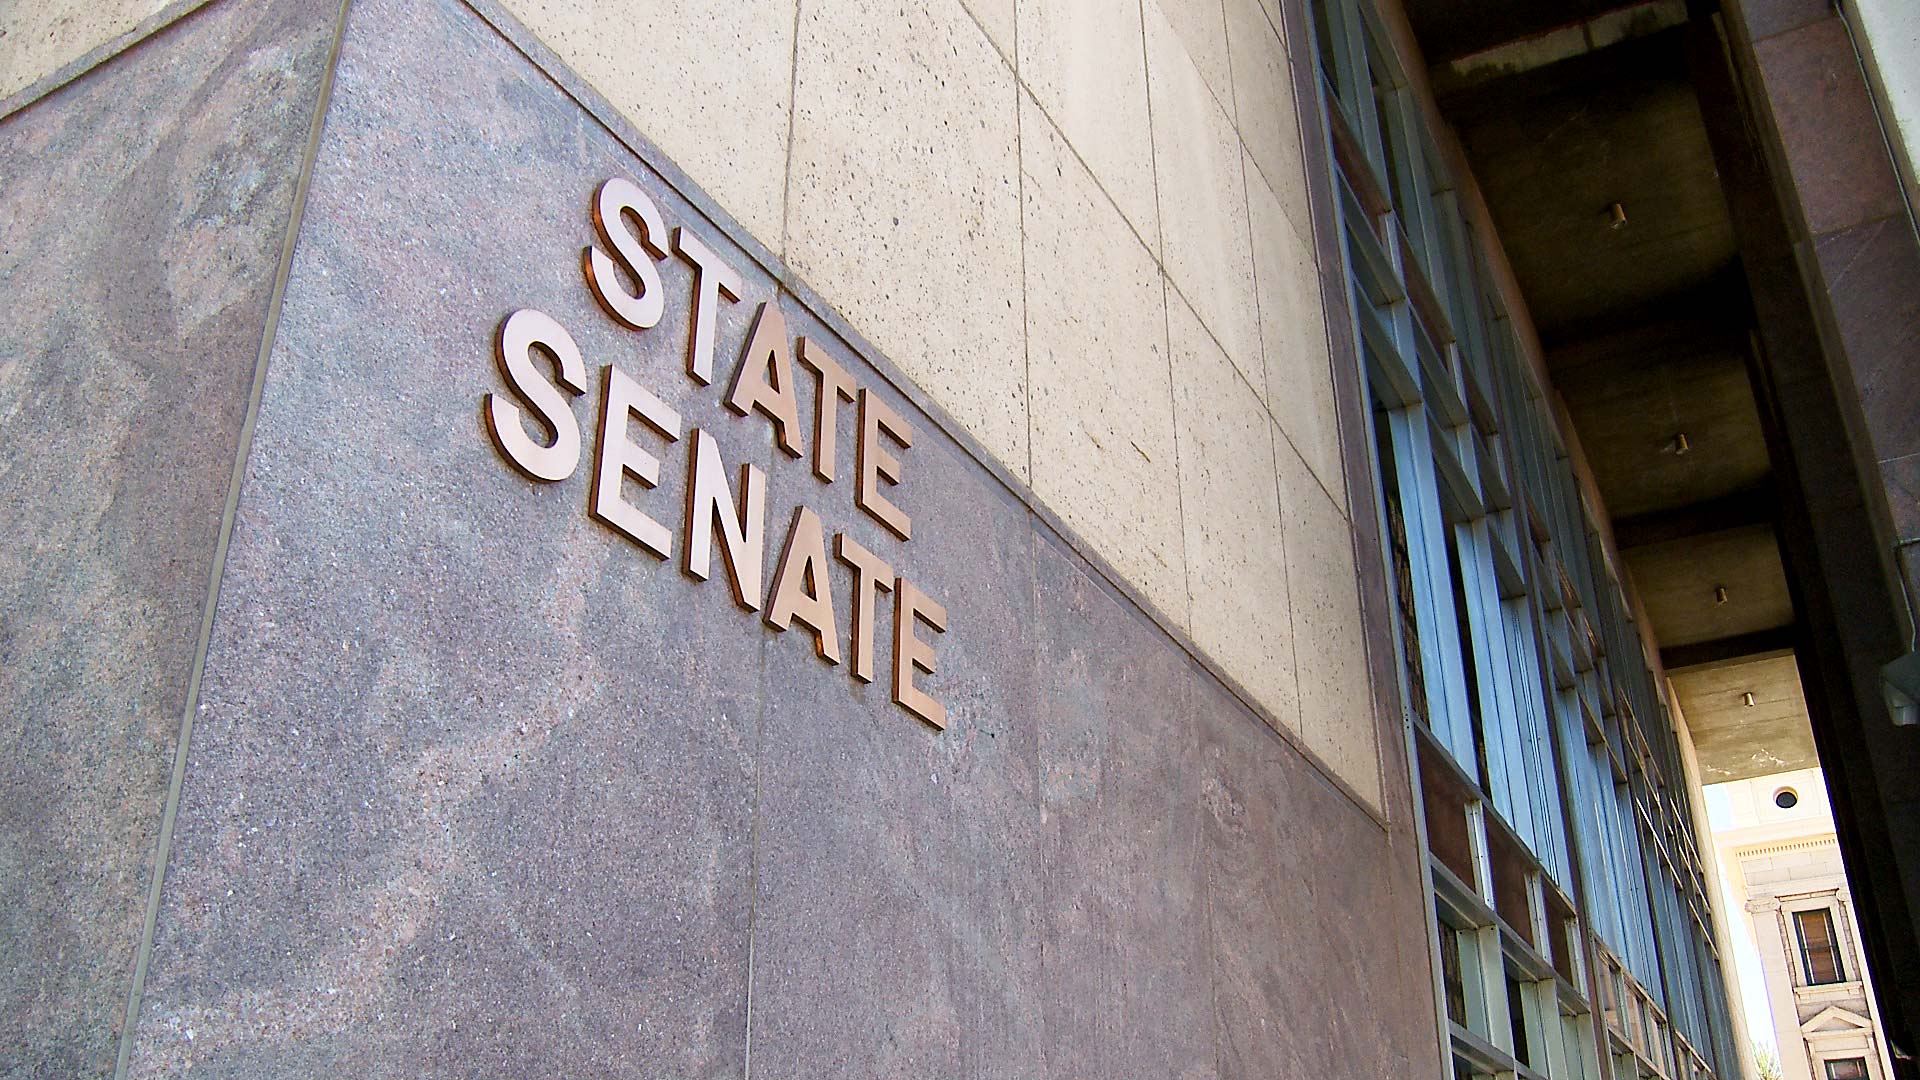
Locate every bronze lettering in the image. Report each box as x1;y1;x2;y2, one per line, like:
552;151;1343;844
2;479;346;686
765;506;841;664
488;174;962;732
892;576;947;728
683;428;767;611
857;388;913;541
798;337;857;483
485;309;587;482
834;533;894;684
726;302;806;459
582;177;669;330
672;227;741;385
589;364;682;558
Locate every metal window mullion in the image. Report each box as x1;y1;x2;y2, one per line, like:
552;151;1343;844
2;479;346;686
1390;404;1475;770
1509;600;1569;888
1383;86;1430;261
1340;3;1384;182
1459;515;1526;834
1593;744;1630;956
1467;803;1518;1056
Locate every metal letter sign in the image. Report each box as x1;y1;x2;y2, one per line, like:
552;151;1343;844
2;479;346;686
483;178;949;729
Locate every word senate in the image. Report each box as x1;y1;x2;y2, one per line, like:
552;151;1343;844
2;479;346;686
482;176;950;729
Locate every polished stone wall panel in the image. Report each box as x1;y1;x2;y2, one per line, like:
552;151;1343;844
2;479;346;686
92;0;1434;1074
746;292;1049;1079
128;0;775;1071
0;0;335;1073
1032;533;1215;1078
1199;678;1428;1079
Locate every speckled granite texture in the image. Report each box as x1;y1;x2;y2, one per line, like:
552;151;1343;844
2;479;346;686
7;0;1436;1073
0;0;336;1074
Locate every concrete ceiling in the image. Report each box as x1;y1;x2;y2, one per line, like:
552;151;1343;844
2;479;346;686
1439;31;1736;337
1548;290;1771;520
1409;2;1818;780
1622;524;1793;648
1669;653;1821;782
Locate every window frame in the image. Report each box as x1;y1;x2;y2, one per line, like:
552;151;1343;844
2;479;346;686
1790;903;1849;987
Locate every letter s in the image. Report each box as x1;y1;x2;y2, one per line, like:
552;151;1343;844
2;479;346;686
583;176;669;330
485;309;587;482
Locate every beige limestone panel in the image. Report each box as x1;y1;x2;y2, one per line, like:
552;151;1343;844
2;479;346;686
1016;0;1159;248
1255;0;1291;54
1225;0;1311;241
961;0;1017;62
1023;93;1186;623
787;0;1029;479
1854;0;1920;210
1169;289;1299;731
1;0;171;101
1144;2;1261;398
1145;0;1234;119
1277;435;1381;808
1248;157;1344;509
499;0;794;248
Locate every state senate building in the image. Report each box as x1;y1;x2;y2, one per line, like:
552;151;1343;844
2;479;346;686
3;0;1918;1076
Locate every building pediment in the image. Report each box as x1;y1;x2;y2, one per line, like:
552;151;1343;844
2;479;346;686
1802;1005;1875;1035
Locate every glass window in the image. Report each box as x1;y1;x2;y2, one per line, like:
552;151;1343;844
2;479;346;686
1826;1059;1869;1080
1795;908;1846;985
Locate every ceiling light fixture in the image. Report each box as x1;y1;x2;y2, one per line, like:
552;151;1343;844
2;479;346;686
1743;692;1756;707
1715;585;1729;605
1669;433;1691;455
1608;202;1628;230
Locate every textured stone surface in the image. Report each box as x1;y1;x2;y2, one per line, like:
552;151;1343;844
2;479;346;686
1149;0;1235;120
1199;677;1411;1077
0;0;1432;1073
961;0;1017;61
749;297;1047;1079
1852;0;1920;207
1734;0;1833;43
1145;0;1262;395
1884;453;1920;544
496;0;796;248
1022;92;1187;626
1224;0;1309;242
0;0;172;101
1810;214;1920;471
787;0;1028;482
0;0;334;1073
1248;157;1343;506
1169;290;1297;730
1277;436;1381;807
1016;0;1159;248
1032;534;1215;1078
1752;19;1908;238
127;0;774;1071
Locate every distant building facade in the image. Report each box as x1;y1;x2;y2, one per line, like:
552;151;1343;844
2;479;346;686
1717;770;1897;1080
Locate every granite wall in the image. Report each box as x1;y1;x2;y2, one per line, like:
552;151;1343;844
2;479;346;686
0;0;338;1073
1721;0;1920;1062
5;0;1387;829
2;0;1438;1075
10;0;1384;818
440;0;1386;798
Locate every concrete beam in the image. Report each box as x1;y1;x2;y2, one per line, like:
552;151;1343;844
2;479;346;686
1431;0;1690;96
1660;626;1797;671
1613;485;1776;549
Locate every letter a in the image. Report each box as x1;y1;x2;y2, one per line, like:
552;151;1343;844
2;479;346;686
726;301;806;459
